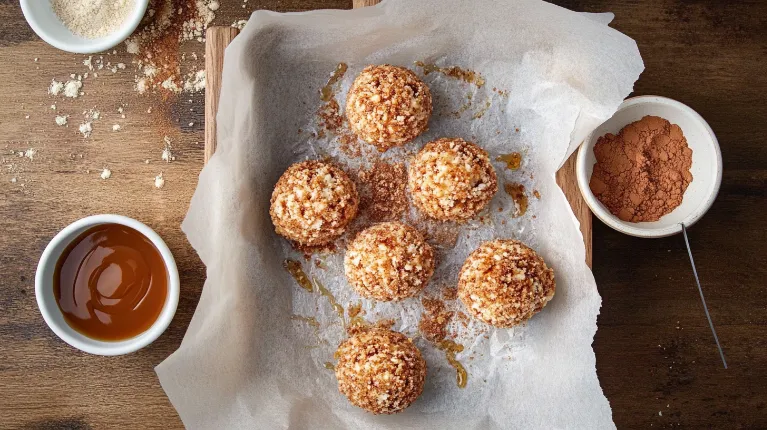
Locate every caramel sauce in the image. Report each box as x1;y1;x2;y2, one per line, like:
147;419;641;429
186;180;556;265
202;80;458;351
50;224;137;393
471;99;492;119
348;302;362;319
53;224;168;341
414;61;486;87
320;62;348;102
496;152;522;170
290;315;320;328
314;277;345;324
347;302;367;328
437;340;468;388
284;259;313;292
504;182;529;217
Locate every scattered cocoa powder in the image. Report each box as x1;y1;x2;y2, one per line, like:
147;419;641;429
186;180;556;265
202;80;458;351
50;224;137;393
357;161;408;222
292;240;337;259
318;99;343;131
127;0;216;96
589;116;693;222
442;286;458;301
419;297;454;342
405;213;461;249
455;311;470;329
338;131;362;158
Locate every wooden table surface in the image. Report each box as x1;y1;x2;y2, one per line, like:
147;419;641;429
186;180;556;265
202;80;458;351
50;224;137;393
1;1;765;428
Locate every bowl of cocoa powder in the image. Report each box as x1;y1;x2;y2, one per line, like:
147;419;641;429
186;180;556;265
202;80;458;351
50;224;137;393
576;96;722;238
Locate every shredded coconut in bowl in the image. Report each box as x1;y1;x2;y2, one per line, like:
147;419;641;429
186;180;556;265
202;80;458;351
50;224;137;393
51;0;136;40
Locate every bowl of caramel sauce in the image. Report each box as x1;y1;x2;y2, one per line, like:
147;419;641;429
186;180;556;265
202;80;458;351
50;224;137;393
35;215;179;355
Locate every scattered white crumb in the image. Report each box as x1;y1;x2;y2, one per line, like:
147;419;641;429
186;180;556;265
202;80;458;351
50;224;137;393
34;58;38;62
100;168;112;180
145;159;150;164
112;124;121;131
91;110;100;120
51;104;56;110
117;107;124;114
232;20;248;30
24;148;37;160
147;107;153;114
63;80;82;98
183;70;206;92
188;122;194;127
154;173;165;189
659;411;662;417
10;177;17;183
136;78;148;94
161;77;181;94
24;114;30;119
49;80;64;96
208;1;220;11
79;122;92;137
143;65;158;77
117;63;126;69
83;56;93;70
55;115;68;126
161;148;173;162
126;39;139;54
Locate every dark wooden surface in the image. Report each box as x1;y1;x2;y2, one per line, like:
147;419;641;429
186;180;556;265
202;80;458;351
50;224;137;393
0;1;765;429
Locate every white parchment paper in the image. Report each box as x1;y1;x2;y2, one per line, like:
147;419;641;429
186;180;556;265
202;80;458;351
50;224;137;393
156;1;643;428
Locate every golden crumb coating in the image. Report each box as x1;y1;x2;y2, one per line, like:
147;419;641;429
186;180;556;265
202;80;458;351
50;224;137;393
335;328;426;414
345;222;434;301
346;65;432;151
408;138;497;222
458;240;555;328
270;160;359;246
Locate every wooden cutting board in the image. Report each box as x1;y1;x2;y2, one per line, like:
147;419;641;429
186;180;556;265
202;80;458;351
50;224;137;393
203;4;592;266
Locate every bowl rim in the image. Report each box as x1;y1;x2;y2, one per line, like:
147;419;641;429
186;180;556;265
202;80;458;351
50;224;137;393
35;214;180;355
576;95;723;238
20;0;150;54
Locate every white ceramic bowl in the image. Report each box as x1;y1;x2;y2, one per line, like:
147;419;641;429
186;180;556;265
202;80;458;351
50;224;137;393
35;215;179;355
576;96;722;238
20;0;149;54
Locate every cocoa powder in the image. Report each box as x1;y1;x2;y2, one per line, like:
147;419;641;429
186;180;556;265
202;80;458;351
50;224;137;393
357;161;408;222
589;115;693;222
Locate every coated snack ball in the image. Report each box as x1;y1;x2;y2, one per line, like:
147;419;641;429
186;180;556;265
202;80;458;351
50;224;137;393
270;160;359;246
344;222;435;301
408;138;498;222
335;328;427;414
458;240;555;328
346;65;432;151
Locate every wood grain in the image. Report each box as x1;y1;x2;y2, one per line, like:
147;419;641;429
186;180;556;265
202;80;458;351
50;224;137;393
204;27;240;164
1;1;766;429
558;151;593;267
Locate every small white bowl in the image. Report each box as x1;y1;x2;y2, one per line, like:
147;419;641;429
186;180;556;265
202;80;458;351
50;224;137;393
35;215;179;355
576;96;722;238
20;0;149;54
